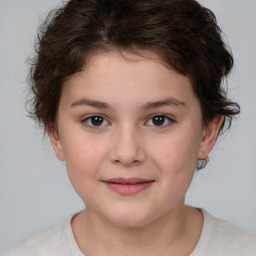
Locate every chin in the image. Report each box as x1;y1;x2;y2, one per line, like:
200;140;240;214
106;208;155;228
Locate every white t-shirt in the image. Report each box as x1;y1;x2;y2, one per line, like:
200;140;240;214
3;210;256;256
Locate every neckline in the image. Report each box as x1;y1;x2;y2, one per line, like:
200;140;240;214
189;209;214;255
64;209;214;256
65;213;86;256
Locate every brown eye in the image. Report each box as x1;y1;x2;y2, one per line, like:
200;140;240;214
91;116;104;126
146;115;173;127
82;115;110;128
152;115;165;126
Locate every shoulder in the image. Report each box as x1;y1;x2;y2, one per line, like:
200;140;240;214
191;209;256;256
2;215;83;256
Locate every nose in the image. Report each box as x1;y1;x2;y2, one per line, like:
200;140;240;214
109;126;146;167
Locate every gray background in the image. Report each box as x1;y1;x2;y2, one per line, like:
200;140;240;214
1;0;256;253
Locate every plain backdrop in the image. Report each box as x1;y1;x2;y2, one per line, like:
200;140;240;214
0;0;256;253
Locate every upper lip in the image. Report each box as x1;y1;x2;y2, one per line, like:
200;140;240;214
102;177;155;184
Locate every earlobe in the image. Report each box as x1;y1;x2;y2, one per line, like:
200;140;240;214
46;125;65;161
198;115;224;160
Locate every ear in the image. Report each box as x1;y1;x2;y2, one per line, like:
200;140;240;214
46;125;65;161
198;115;224;160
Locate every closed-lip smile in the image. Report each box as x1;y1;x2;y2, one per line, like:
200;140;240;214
102;177;155;195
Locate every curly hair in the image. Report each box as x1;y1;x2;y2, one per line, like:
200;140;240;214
28;0;240;169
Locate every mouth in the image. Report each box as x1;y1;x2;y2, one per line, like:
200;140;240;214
102;177;155;195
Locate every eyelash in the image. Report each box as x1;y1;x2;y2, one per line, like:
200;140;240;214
81;115;110;129
81;114;174;129
146;114;174;127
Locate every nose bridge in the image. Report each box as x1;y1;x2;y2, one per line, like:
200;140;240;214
110;123;146;166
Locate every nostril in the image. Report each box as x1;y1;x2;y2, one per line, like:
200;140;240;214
113;159;141;166
109;134;146;165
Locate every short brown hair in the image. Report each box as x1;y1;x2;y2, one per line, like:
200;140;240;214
28;0;240;167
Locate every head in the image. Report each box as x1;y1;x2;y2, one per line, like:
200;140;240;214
29;0;239;170
27;0;240;227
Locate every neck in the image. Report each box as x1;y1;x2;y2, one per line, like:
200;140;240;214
72;203;203;256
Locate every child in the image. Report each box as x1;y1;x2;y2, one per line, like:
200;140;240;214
3;0;256;255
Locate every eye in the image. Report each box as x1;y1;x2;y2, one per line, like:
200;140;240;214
146;114;174;127
82;115;110;128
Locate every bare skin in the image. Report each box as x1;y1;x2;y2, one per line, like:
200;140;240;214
48;50;223;256
72;204;203;256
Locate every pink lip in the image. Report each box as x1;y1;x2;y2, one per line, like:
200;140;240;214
102;177;155;195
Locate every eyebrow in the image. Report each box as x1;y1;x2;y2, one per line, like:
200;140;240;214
70;98;110;109
69;97;186;110
142;98;186;110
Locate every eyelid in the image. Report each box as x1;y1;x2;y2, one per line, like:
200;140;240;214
81;114;111;129
80;113;175;129
145;114;175;127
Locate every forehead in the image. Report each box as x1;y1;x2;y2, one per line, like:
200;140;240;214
61;50;197;110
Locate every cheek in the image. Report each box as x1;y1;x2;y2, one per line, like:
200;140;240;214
147;126;202;195
151;132;200;170
60;134;106;192
154;131;201;200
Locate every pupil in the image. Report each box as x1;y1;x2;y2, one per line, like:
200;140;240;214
92;116;103;126
153;116;164;126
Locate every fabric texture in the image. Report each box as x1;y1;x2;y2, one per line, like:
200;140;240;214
3;209;256;256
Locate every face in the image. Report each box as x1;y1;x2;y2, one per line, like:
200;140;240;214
49;50;221;227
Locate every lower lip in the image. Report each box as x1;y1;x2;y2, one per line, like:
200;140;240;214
103;182;154;195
